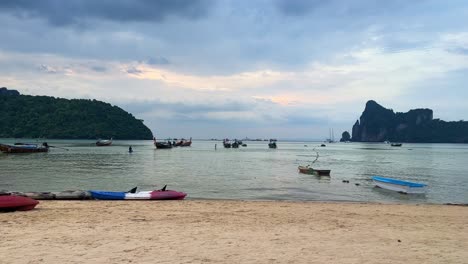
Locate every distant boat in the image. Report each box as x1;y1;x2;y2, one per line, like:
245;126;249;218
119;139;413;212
223;139;232;148
232;140;240;148
391;143;402;147
153;137;172;149
326;128;336;143
96;138;112;146
372;176;427;194
174;137;192;147
298;166;331;176
268;139;277;149
0;143;49;153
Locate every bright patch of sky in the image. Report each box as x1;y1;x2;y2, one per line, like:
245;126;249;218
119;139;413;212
1;0;468;139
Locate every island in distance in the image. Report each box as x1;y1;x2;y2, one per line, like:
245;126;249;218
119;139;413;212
0;87;153;140
341;100;468;143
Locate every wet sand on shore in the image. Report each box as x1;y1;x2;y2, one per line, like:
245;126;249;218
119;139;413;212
1;200;467;264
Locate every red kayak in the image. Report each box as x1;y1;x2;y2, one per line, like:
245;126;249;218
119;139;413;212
150;190;187;200
0;195;39;212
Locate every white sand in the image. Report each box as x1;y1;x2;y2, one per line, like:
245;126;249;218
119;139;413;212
1;200;467;264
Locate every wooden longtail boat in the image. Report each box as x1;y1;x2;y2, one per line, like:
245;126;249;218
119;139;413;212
96;138;112;146
0;143;49;153
153;137;172;149
268;139;277;149
298;166;331;176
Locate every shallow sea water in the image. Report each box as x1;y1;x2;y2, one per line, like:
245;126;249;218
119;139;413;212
1;139;467;204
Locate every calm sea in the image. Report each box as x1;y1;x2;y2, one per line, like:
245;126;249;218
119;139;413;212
1;139;467;204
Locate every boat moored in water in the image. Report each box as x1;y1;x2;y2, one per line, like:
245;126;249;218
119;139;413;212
0;143;49;153
298;166;331;176
268;139;277;149
372;176;427;194
153;137;173;149
96;138;112;146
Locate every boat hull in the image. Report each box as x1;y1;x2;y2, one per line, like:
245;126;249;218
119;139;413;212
0;144;48;153
373;176;427;194
298;166;330;176
96;140;112;146
154;142;172;149
0;195;39;212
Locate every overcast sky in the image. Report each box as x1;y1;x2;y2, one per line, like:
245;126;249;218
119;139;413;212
1;0;468;139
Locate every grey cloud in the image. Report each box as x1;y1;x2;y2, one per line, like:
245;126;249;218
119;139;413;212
0;0;213;26
274;0;326;16
38;64;58;74
145;57;170;65
447;47;468;56
121;100;254;116
126;67;143;75
275;0;412;17
91;65;107;72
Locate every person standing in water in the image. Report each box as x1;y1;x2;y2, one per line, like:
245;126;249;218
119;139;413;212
129;146;133;153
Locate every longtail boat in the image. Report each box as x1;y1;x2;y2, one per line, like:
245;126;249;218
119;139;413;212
0;143;49;153
96;138;112;146
298;166;331;176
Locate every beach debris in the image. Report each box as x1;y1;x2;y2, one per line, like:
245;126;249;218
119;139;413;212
398;239;401;243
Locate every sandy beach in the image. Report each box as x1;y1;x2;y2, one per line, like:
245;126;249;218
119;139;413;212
1;200;467;264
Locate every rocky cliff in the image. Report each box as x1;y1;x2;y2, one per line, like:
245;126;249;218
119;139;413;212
350;100;468;143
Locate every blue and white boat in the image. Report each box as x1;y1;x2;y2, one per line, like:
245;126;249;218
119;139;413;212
372;176;427;194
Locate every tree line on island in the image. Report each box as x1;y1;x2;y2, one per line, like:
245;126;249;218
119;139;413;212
0;87;153;140
341;100;468;143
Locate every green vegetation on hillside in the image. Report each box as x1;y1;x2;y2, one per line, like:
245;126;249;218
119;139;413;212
0;88;153;139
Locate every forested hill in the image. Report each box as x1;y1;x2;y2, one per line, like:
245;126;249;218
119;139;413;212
0;88;153;140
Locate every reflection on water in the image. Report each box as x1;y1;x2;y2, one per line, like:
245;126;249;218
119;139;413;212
1;139;467;204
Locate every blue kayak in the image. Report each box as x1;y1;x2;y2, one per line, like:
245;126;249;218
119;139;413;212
89;191;126;200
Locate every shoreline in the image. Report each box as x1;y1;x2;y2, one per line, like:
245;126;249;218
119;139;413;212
2;200;467;263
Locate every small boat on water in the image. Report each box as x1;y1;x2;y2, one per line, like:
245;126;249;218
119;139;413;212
174;137;192;147
96;138;112;146
0;142;49;153
89;186;187;200
232;140;240;148
268;139;277;149
298;166;331;176
154;137;172;149
372;176;427;194
391;143;402;147
0;195;39;212
223;139;232;148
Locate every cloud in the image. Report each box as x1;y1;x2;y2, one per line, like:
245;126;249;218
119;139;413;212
126;66;143;75
91;65;107;72
0;0;213;26
1;1;468;138
144;57;170;65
